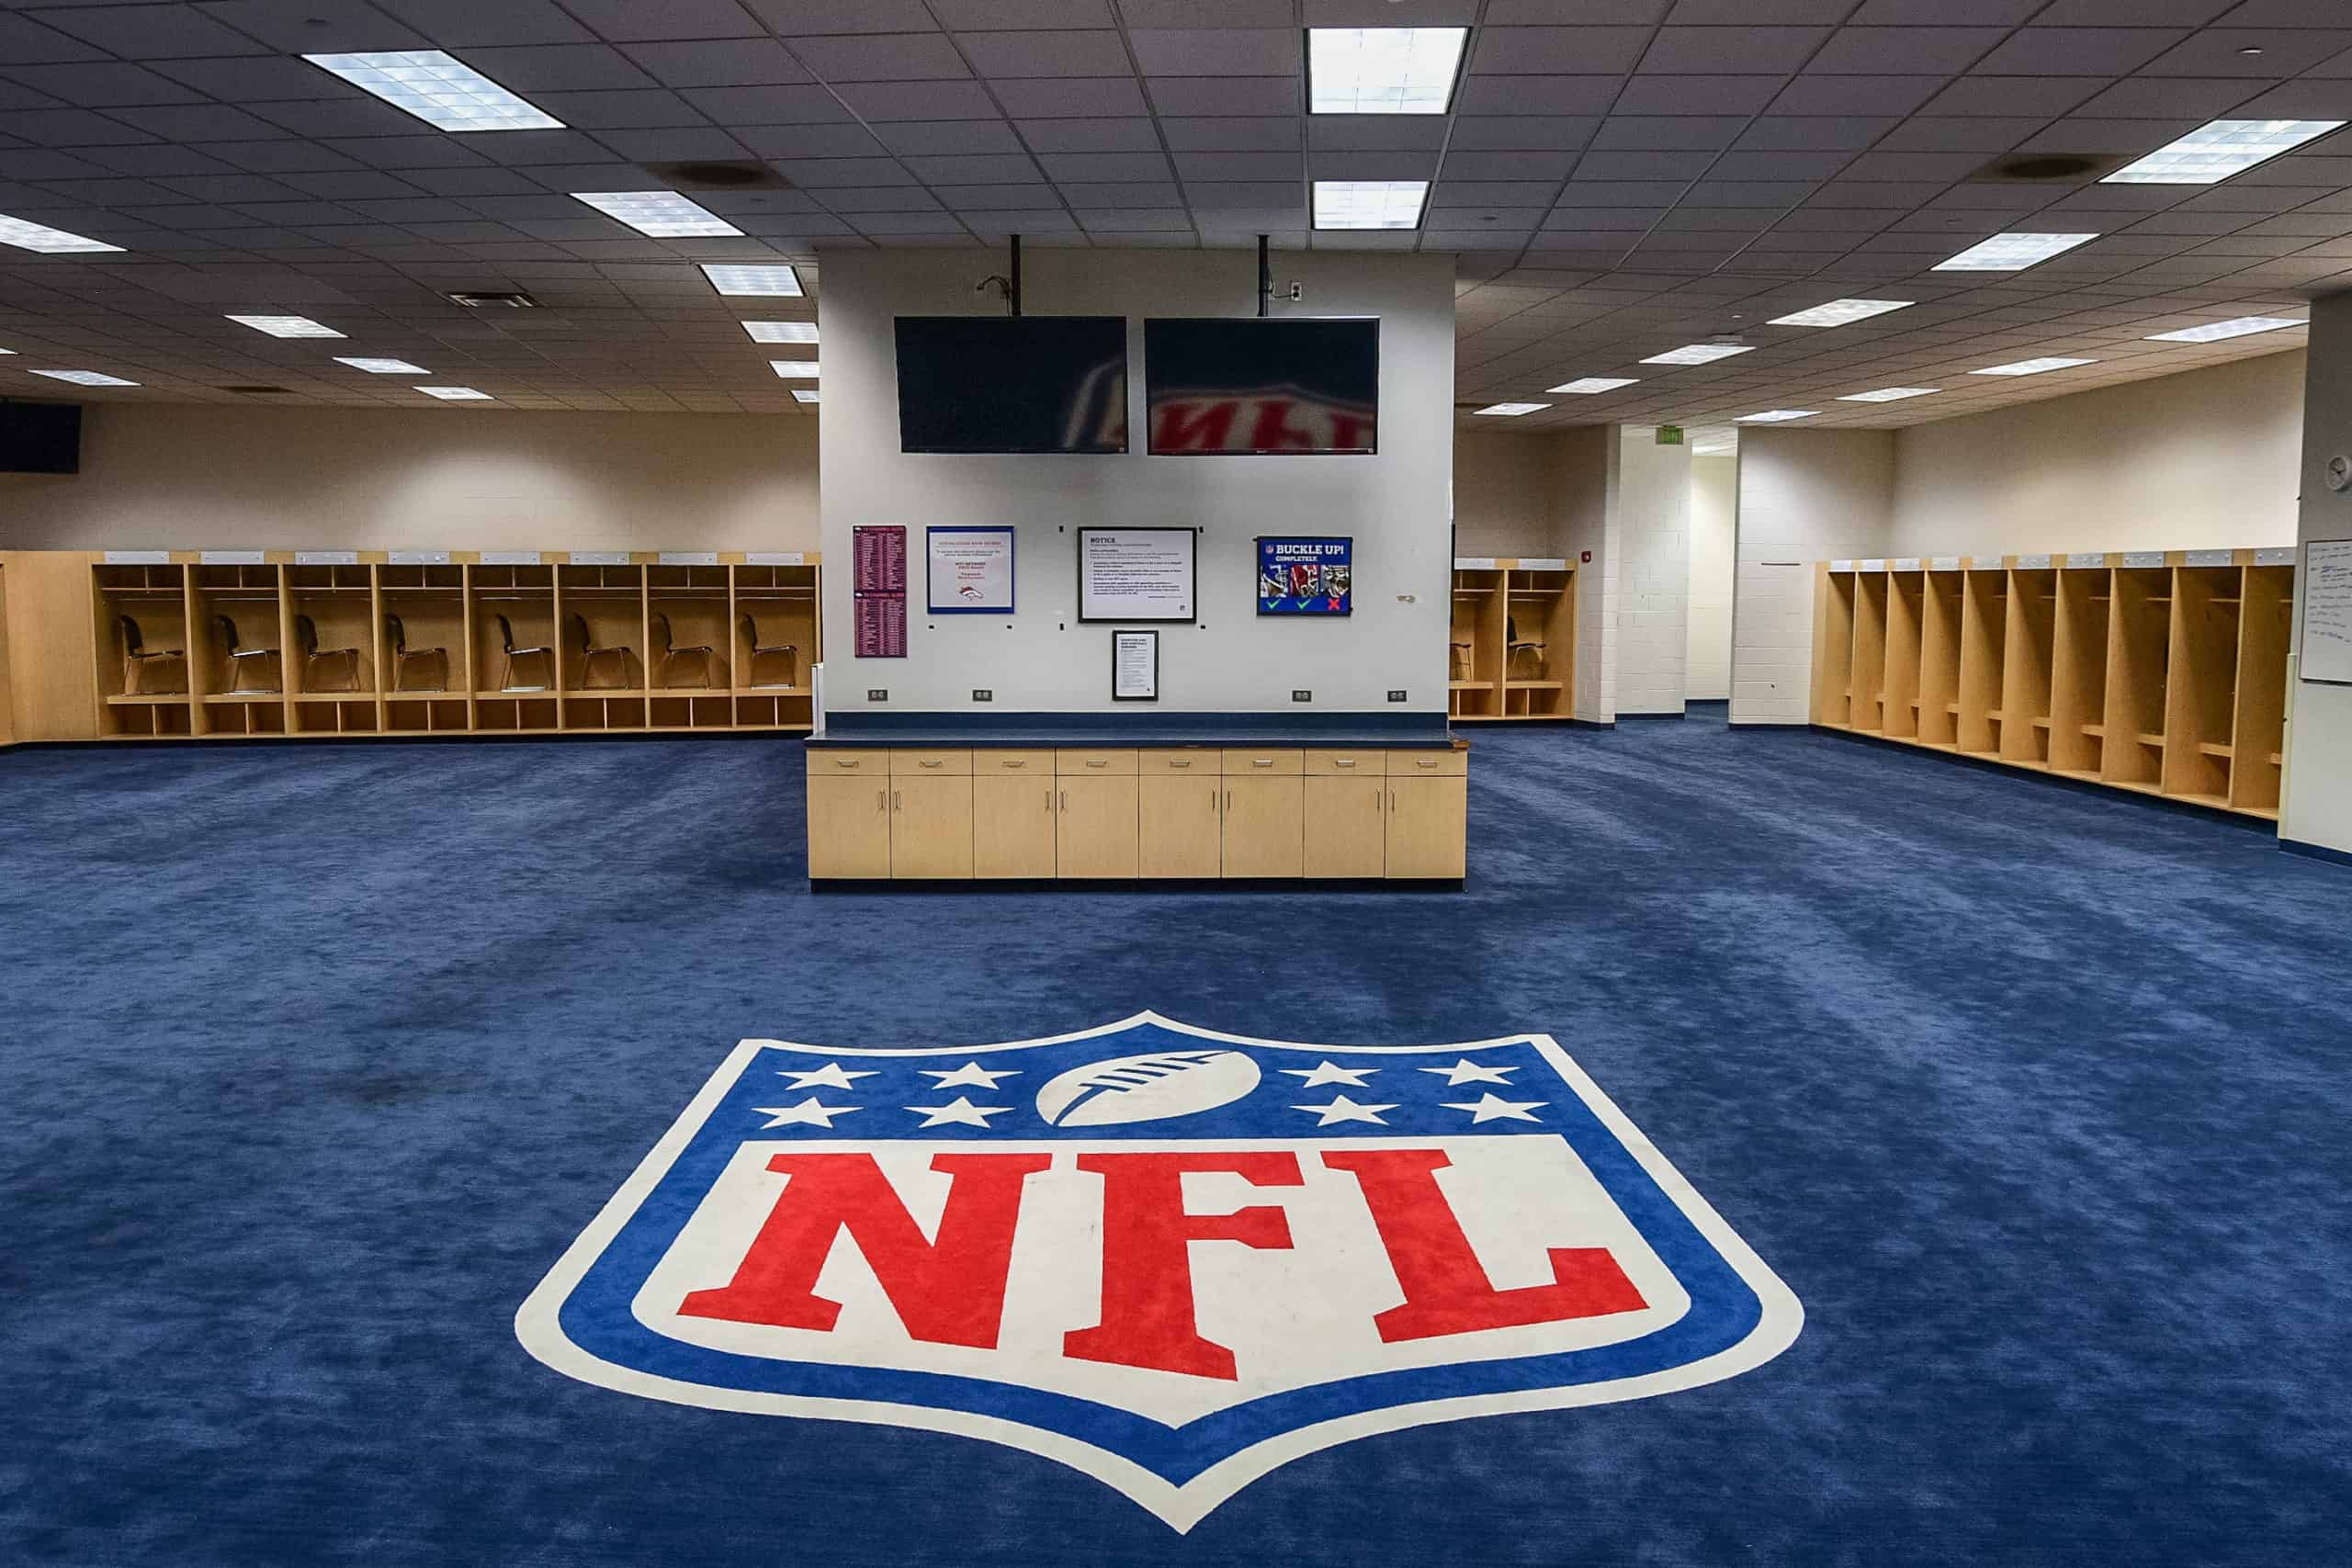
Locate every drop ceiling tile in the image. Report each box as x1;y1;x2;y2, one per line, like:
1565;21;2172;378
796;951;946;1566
937;0;1118;24
932;184;1064;209
370;0;594;47
593;127;752;162
620;41;814;90
743;0;940;31
1158;117;1297;152
1116;1;1296;27
1171;150;1302;181
1642;27;1832;74
1037;151;1172;182
456;46;659;93
1442;150;1578;181
1455;75;1622;117
1017;117;1164;152
676;86;854;126
530;91;709;130
1594;117;1752;151
902;152;1044;185
2148;29;2352;76
1769;74;1947;117
770;157;919;189
1735;116;1901;150
1146;76;1301;117
959;30;1135;78
1917;76;2108;116
324;135;495;169
77;144;245;179
198;140;369;175
191;0;427;53
806;186;942;212
557;0;765;41
832;81;1001;121
2;63;208;108
989;76;1149;118
790;35;971;84
1308;118;1450;151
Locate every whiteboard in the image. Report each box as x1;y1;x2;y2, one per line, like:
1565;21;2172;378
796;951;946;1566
1078;527;1195;623
2302;538;2352;686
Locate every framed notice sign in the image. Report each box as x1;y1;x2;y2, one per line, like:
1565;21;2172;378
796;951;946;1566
852;525;909;658
1258;536;1352;615
1112;629;1159;701
926;525;1015;615
2300;537;2352;686
1078;527;1196;623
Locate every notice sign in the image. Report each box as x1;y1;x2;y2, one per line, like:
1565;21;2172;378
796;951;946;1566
853;525;909;659
1078;527;1195;623
1258;536;1352;615
1112;629;1159;701
2300;537;2352;686
927;526;1015;615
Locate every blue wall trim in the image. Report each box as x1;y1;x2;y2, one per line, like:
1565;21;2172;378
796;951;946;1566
2281;838;2352;869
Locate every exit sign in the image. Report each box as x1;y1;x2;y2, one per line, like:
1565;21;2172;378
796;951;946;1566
1656;425;1684;446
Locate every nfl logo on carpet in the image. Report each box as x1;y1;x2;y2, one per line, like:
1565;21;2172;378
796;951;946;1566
515;1012;1803;1530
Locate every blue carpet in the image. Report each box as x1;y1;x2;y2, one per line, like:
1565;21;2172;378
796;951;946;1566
2;710;2347;1566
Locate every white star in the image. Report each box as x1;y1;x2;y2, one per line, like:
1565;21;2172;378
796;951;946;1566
754;1098;859;1129
778;1062;877;1091
905;1096;1009;1128
1294;1094;1399;1126
1419;1058;1517;1087
1281;1061;1379;1088
1442;1093;1545;1124
921;1062;1022;1089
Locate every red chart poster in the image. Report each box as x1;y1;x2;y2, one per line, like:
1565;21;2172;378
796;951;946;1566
853;525;909;658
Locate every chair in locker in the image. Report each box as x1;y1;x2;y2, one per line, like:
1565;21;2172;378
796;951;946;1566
571;612;635;690
297;615;364;693
213;615;282;694
118;615;188;696
652;613;719;690
385;615;449;693
492;614;555;693
741;614;799;688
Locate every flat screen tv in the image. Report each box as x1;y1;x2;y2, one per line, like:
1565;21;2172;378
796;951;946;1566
1144;317;1378;456
0;400;82;474
895;315;1128;454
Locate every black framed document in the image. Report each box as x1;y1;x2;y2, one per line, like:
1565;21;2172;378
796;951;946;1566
1112;629;1159;701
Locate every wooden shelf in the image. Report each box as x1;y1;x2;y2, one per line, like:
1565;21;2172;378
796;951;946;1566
106;693;187;705
1451;565;1572;723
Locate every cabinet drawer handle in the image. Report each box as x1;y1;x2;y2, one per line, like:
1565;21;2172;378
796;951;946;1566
1416;758;1438;768
1168;758;1192;768
1060;790;1069;810
1250;758;1274;767
1085;759;1108;768
834;757;859;768
1333;758;1356;768
892;790;901;810
919;759;943;769
1002;759;1026;768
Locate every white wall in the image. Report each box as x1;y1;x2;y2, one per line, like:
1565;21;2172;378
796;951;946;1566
0;404;819;553
1613;427;1690;716
1731;429;1895;725
1546;425;1614;722
1688;453;1736;702
1891;350;2303;556
1453;432;1554;558
819;248;1454;716
2285;301;2352;856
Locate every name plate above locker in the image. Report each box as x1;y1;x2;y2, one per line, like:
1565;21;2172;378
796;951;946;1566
570;550;630;566
103;549;171;565
1519;557;1567;570
2065;552;2107;569
2016;554;2052;570
659;550;718;567
2256;547;2296;566
1931;556;1961;570
1830;559;1854;572
481;550;541;566
1970;557;2007;570
2121;551;2165;569
1860;558;1886;571
200;549;266;566
2185;549;2233;567
1891;557;1922;571
389;549;451;566
1454;557;1498;570
747;551;806;567
295;550;358;566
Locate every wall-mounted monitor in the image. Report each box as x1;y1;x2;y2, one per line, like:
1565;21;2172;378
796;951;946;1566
1144;317;1378;456
895;315;1128;454
0;400;82;474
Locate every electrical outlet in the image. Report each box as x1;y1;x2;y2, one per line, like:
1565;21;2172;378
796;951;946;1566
866;689;888;702
1292;689;1312;703
1387;690;1408;703
972;689;993;702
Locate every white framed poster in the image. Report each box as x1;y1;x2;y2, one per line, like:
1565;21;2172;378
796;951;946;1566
1078;526;1195;623
926;525;1015;615
2299;537;2352;686
1112;629;1159;701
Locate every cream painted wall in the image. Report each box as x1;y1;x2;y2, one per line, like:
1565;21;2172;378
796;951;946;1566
1731;429;1896;725
1614;427;1690;716
0;404;820;553
1453;431;1554;558
1890;350;2303;556
1688;454;1736;703
2284;301;2352;856
1546;425;1614;722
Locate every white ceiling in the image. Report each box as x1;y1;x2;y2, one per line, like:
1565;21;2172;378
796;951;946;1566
0;0;2343;426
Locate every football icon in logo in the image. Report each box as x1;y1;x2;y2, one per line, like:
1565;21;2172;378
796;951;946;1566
1035;1049;1260;1126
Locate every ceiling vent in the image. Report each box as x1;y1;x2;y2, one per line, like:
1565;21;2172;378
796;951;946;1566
445;289;540;309
1972;152;2128;183
640;160;789;191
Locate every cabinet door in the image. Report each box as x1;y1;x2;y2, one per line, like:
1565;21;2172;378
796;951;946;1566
807;774;890;879
889;773;973;879
1222;774;1303;878
1385;776;1466;880
1139;774;1222;878
1303;775;1385;878
974;774;1055;878
1057;774;1138;878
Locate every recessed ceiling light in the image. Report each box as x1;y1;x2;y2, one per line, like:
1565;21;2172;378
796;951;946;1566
226;314;344;339
1548;377;1640;394
2103;119;2345;186
1641;343;1755;366
1972;356;2098;377
1473;402;1548;416
792;389;820;404
416;385;492;400
1737;410;1817;423
31;369;138;387
2145;315;2306;344
571;190;741;239
769;360;820;379
1838;387;1942;402
303;51;562;132
0;347;14;355
0;213;124;254
701;264;803;298
1307;28;1468;116
1313;179;1430;231
742;321;819;344
1768;299;1914;328
334;356;429;374
1933;232;2098;271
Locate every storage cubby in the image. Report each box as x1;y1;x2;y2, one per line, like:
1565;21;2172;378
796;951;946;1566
1883;569;1924;740
649;564;731;692
381;575;467;696
1815;568;1856;728
1446;569;1503;720
559;564;647;694
95;564;195;736
475;696;560;732
2048;569;2109;779
2000;568;2055;767
1955;568;2006;756
2161;567;2243;807
1917;570;1962;748
470;565;558;696
733;561;820;730
1850;570;1888;733
288;565;378;701
202;694;288;736
193;564;288;706
384;697;470;735
649;695;736;731
563;695;647;730
2102;567;2171;791
2229;566;2292;818
1502;568;1573;718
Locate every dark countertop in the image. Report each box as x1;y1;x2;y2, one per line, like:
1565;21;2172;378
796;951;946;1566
807;718;1461;750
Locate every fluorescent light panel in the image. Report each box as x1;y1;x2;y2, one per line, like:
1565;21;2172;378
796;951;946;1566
1934;232;2098;272
2145;315;2305;344
1972;357;2097;378
0;213;123;254
742;321;819;344
1738;410;1817;423
1307;28;1468;116
2103;119;2345;186
1838;387;1941;403
303;51;561;131
769;360;820;379
1549;377;1639;394
1641;343;1753;366
334;356;428;374
1313;179;1428;231
792;389;820;404
701;264;802;298
227;314;343;339
572;190;741;239
416;385;492;400
32;369;137;386
1473;402;1548;416
1768;299;1913;328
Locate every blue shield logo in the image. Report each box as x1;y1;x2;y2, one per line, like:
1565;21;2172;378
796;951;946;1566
517;1013;1802;1530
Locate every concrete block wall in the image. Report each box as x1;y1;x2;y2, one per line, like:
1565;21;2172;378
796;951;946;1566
1731;428;1895;726
1614;429;1690;716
